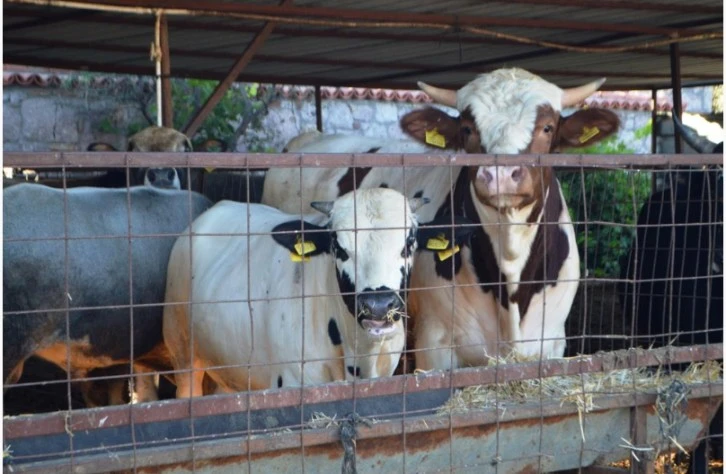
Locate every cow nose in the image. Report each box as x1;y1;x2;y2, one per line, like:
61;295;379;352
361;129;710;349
510;166;523;183
477;167;494;184
358;291;401;320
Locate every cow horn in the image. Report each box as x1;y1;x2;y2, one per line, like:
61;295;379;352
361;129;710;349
409;197;430;213
418;82;457;107
310;201;334;216
561;78;606;107
672;114;716;154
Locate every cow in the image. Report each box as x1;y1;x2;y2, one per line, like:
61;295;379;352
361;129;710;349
162;187;453;397
263;126;471;223
263;68;619;368
403;69;619;368
3;183;212;406
619;116;722;474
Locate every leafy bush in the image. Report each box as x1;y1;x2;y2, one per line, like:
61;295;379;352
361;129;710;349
94;77;277;152
559;122;653;278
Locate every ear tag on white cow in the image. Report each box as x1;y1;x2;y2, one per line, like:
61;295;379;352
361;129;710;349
578;126;600;144
290;237;316;263
426;233;450;251
437;245;460;261
425;128;447;148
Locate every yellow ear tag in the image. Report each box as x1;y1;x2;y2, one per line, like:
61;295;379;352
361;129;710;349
426;234;450;251
205;167;216;173
578;126;600;144
437;245;460;261
425;128;447;149
294;239;316;256
289;237;316;263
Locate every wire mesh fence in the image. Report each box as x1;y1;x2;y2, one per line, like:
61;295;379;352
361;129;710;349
3;151;722;474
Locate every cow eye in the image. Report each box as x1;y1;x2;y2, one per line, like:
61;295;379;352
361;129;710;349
401;233;416;257
333;241;349;261
543;124;554;134
462;125;472;136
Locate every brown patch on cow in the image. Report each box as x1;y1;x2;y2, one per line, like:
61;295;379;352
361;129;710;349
526;105;560;154
555;108;621;150
337;166;372;195
510;174;569;317
34;338;117;378
127;126;192;152
400;107;481;152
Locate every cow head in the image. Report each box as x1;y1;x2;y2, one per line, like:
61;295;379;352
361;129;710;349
127;126;194;190
272;188;430;337
402;68;620;211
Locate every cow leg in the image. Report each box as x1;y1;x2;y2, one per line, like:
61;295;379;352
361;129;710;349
415;323;458;371
174;359;205;398
130;370;159;404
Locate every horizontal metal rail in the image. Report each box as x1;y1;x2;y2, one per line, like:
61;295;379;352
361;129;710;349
4;152;723;169
5;344;721;440
6;383;722;473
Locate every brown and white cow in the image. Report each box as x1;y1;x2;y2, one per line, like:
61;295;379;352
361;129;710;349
405;68;620;368
262;68;619;367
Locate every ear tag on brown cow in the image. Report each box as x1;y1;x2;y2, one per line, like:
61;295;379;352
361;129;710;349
437;245;460;261
290;237;316;263
426;233;450;251
425;128;447;148
578;126;600;144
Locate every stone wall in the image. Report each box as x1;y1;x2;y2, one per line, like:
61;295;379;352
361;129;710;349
2;79;715;154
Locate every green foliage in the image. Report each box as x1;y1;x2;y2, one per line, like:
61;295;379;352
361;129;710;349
560;121;653;278
95;77;274;151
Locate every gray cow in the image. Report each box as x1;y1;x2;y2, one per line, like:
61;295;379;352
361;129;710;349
4;183;212;404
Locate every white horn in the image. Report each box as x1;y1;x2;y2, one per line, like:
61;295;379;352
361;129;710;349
562;78;607;107
409;197;430;213
418;81;458;107
310;201;334;216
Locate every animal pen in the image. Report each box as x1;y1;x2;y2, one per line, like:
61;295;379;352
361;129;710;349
2;1;723;473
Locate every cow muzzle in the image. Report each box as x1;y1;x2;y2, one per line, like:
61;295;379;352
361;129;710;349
475;165;528;208
357;290;403;337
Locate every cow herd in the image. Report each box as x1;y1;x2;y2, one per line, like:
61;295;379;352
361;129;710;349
3;66;721;437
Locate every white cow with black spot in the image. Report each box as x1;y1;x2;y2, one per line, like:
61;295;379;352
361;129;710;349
163;188;445;396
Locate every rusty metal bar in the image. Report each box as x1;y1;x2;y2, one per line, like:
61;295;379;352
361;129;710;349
42;0;710;36
160;13;173;128
5;385;721;473
182;0;293;138
5;344;721;440
670;41;683;154
314;85;323;132
12;14;722;60
5;38;725;82
462;0;721;14
630;405;655;474
4;151;723;170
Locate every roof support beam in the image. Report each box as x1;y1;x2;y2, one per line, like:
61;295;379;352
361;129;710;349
670;42;683;154
182;0;292;137
5;38;723;82
159;13;173;128
34;0;710;36
357;17;721;84
7;55;724;92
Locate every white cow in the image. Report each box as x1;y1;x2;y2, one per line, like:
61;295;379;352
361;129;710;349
163;188;436;397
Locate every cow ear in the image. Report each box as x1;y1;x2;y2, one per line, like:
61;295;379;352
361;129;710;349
416;215;475;252
400;107;461;150
271;220;331;259
556;108;620;149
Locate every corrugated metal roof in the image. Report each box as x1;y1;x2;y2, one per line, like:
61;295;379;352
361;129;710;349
3;0;722;91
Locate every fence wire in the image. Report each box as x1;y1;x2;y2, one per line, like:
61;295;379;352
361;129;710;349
2;152;722;474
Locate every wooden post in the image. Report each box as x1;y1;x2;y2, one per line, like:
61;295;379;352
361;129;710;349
315;85;323;132
160;13;173;128
669;41;683;154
